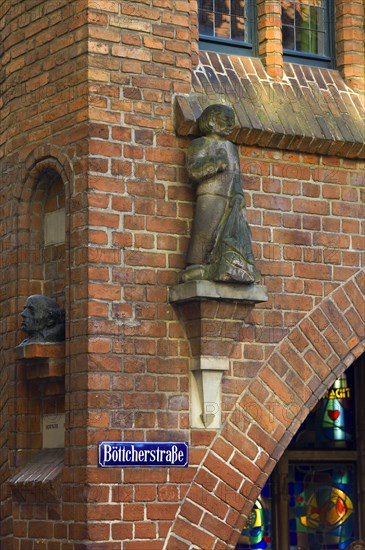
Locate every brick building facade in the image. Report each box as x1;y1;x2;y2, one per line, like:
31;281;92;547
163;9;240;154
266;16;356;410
0;0;364;548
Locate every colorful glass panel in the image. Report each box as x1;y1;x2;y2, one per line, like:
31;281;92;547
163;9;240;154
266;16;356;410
290;372;355;450
288;463;356;549
236;481;272;549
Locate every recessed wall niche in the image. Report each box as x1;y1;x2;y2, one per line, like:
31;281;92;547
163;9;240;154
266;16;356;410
16;166;67;467
11;166;67;505
28;168;66;305
34;168;66;444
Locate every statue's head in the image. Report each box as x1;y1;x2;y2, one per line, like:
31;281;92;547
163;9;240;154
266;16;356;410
350;542;365;550
198;104;235;137
20;295;65;344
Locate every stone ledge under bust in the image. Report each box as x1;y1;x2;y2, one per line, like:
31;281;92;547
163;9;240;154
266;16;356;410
16;342;65;359
169;280;268;304
16;342;65;379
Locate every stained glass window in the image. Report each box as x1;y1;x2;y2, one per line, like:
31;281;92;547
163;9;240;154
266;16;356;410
281;0;329;56
290;372;355;450
198;0;251;44
234;359;365;550
236;481;272;549
288;463;357;549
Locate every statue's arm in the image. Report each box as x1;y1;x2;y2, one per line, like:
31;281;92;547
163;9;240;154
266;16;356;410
186;139;228;182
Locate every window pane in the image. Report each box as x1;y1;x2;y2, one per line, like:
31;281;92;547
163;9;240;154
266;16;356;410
316;31;326;55
231;18;246;40
282;2;296;25
198;0;214;36
236;481;272;549
283;24;295;50
215;13;231;39
232;0;245;17
290;372;355;450
231;0;247;40
198;0;250;43
288;463;357;549
296;5;310;30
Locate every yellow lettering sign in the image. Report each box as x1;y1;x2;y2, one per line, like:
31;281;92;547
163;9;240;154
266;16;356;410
324;387;351;399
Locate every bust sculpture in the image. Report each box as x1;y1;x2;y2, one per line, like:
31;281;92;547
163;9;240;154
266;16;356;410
184;104;260;284
20;295;65;345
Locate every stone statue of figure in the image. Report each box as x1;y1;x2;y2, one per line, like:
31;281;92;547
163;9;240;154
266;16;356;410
185;104;260;284
20;295;65;345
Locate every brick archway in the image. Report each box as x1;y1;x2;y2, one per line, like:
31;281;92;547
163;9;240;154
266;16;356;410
16;143;73;201
165;269;365;550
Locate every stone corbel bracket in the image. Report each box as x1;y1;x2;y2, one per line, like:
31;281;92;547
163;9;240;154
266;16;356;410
191;356;229;429
170;280;267;428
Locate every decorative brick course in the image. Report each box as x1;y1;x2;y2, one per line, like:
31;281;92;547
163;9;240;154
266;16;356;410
177;53;365;158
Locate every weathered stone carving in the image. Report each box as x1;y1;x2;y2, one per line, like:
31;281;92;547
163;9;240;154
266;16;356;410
184;104;260;284
20;295;65;345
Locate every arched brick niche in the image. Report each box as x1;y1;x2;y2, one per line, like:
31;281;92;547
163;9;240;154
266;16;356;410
18;168;66;303
8;150;74;548
11;150;72;465
164;269;365;550
16;149;72;306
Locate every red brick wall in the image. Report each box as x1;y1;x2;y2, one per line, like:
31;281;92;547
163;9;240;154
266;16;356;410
0;1;89;548
164;152;365;548
0;0;364;549
336;0;365;92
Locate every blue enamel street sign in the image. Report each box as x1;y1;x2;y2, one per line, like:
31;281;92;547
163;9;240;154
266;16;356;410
98;441;189;467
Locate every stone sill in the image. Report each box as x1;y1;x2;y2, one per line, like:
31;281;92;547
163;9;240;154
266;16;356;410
9;448;63;502
169;280;268;304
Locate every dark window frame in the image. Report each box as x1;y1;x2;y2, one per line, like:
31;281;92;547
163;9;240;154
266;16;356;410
198;0;257;58
282;0;335;68
198;0;335;68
